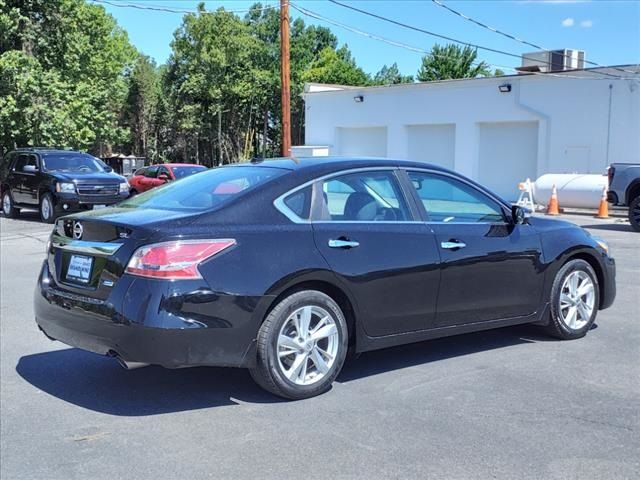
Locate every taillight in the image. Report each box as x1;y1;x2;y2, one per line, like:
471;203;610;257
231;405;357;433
125;239;236;279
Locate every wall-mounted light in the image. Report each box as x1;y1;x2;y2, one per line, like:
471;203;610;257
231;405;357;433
498;83;512;93
353;95;364;103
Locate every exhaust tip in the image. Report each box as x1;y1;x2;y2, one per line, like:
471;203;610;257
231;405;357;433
109;351;150;370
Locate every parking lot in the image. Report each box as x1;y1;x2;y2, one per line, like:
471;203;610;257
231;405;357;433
0;210;638;479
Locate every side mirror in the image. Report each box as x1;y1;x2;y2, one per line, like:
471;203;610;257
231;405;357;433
23;165;38;173
511;205;531;225
158;173;169;181
104;166;113;173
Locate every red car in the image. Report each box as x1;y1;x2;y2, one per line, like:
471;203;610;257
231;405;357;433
128;163;207;195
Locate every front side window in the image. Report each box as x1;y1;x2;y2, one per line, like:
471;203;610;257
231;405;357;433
319;171;410;222
408;171;505;223
145;166;159;178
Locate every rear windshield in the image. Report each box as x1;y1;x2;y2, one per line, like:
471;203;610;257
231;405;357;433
172;165;207;179
118;166;285;212
42;153;108;173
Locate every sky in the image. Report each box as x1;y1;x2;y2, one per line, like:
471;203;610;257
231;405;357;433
93;0;640;76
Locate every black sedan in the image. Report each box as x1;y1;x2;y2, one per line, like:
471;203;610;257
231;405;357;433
35;157;616;399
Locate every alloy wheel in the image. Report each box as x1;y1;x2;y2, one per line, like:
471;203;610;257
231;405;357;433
276;305;339;386
559;270;595;330
2;193;10;213
41;197;52;220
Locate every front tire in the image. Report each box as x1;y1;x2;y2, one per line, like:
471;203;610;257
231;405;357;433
2;191;20;218
545;259;599;340
629;196;640;232
39;193;57;223
250;290;349;400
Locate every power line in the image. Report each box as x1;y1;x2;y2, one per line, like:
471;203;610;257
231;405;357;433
327;0;625;80
290;3;514;73
430;0;638;76
90;0;277;15
292;3;634;81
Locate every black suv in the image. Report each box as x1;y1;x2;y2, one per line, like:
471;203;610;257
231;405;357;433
1;148;129;223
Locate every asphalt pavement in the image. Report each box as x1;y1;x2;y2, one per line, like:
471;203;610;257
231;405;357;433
1;209;638;479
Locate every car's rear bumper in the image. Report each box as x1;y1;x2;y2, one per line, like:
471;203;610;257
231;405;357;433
606;191;619;205
34;261;272;368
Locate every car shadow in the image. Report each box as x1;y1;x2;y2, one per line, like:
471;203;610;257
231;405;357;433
337;324;551;382
580;223;633;232
16;324;553;415
1;210;43;223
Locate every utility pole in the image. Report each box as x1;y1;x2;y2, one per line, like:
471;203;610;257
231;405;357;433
280;0;291;157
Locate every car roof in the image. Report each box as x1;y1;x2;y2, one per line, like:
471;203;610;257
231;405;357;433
245;156;452;174
163;163;207;167
11;148;86;155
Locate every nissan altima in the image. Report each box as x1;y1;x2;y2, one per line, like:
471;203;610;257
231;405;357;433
35;157;616;399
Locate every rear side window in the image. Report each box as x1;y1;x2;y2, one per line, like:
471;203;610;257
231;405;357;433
319;171;410;222
134;167;147;176
282;186;312;220
408;171;505;223
119;166;285;212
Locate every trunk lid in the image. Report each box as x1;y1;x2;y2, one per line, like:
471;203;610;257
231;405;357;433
48;207;203;299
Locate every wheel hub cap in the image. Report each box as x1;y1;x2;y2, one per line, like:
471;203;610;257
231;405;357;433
559;270;595;330
276;305;339;386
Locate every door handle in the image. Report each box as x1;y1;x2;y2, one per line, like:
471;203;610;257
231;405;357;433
328;239;360;249
441;240;466;250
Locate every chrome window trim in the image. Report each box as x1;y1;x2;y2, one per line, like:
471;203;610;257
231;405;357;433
273;166;420;225
405;168;510;224
51;234;123;256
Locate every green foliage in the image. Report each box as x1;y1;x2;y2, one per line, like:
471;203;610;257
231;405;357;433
417;43;491;82
372;63;414;85
494;68;506;77
302;46;370;86
0;0;136;154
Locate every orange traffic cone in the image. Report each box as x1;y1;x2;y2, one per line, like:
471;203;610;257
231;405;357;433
546;184;560;216
595;185;609;219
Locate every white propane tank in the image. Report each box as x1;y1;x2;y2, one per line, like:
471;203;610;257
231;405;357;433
533;174;607;209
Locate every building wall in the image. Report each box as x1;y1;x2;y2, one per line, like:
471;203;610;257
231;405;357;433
303;73;640;200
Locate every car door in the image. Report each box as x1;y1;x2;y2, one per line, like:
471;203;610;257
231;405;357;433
310;169;441;337
140;166;159;191
157;166;172;185
11;154;37;204
21;154;41;205
406;170;544;327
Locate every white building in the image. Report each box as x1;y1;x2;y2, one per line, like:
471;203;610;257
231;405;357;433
298;64;640;200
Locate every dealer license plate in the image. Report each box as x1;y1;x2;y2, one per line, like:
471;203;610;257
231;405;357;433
66;254;94;284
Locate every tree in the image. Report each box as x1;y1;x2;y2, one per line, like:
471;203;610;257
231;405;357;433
0;0;136;154
417;43;490;82
494;68;505;77
302;46;370;86
124;55;161;159
372;63;413;85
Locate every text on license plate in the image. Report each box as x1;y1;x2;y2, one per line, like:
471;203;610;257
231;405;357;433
67;254;93;284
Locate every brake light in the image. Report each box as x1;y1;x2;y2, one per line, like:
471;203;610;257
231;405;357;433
125;239;236;279
607;166;615;186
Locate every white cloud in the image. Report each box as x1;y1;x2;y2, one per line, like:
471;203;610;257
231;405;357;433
561;17;575;27
580;19;593;28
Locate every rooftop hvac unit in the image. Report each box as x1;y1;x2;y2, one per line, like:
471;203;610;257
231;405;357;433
520;49;586;72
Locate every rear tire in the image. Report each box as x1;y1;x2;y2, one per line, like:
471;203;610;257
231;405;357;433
629;196;640;232
2;191;20;218
545;259;599;340
39;193;57;224
250;290;349;400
